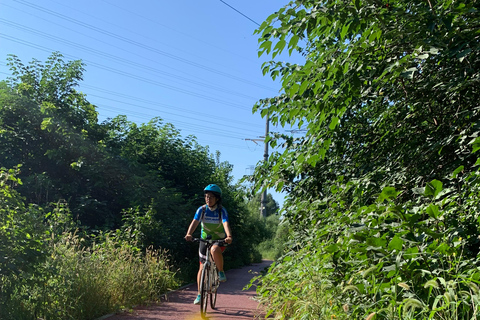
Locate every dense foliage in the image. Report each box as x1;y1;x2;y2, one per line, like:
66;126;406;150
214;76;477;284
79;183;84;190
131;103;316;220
244;192;287;259
0;170;178;320
0;53;269;319
252;0;480;319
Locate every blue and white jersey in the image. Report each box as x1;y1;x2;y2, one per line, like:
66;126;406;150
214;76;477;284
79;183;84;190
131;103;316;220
194;205;229;240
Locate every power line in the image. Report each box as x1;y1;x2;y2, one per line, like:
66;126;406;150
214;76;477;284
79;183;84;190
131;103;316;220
0;70;261;151
81;84;264;130
88;94;261;137
1;62;265;139
95;0;260;65
0;5;273;96
0;34;254;111
11;0;275;91
219;0;261;26
0;18;260;100
95;103;245;139
19;0;262;77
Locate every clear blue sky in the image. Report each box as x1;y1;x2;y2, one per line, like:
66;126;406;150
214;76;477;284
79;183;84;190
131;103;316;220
0;0;298;208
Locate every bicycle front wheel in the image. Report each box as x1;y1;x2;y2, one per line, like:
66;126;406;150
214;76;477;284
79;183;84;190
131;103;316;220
210;267;218;309
199;263;209;316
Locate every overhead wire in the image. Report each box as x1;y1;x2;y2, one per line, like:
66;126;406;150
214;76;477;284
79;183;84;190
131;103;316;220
0;5;268;100
0;1;286;153
11;0;277;91
88;94;260;137
55;0;262;66
0;17;262;102
219;0;261;26
81;84;264;130
0;33;256;111
75;103;259;151
94;103;245;138
1;61;266;141
0;69;261;150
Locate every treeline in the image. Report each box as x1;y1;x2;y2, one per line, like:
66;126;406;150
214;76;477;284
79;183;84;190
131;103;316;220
0;53;275;319
251;0;480;319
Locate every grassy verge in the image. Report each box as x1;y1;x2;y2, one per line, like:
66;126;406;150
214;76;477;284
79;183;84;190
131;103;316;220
0;232;178;320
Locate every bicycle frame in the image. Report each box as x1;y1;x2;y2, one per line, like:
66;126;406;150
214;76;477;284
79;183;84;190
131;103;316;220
194;237;225;317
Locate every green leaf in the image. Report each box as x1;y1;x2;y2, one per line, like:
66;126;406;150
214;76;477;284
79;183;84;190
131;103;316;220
289;83;300;98
426;204;440;219
40;118;53;130
384;264;397;272
260;40;272;54
329;116;339;130
457;48;471;62
404;247;419;260
451;165;464;178
378;186;399;202
325;244;339;253
288;35;300;51
388;236;403;251
340;22;351;41
299;80;309;95
470;137;480;153
417;53;429;59
425;180;443;198
401;67;417;79
273;40;286;58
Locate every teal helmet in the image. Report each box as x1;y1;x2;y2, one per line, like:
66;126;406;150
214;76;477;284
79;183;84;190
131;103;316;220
204;184;222;198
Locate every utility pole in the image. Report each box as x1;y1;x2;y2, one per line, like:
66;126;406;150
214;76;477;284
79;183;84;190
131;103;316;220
245;115;270;218
260;115;269;218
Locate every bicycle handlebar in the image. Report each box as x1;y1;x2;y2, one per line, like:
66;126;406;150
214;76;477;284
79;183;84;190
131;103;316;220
192;237;227;246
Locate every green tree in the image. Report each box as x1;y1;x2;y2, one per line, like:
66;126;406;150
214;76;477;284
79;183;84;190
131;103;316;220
247;192;280;217
0;53;128;227
252;0;480;318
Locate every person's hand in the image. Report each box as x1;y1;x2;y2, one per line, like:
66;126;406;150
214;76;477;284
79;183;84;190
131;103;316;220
225;236;233;244
185;234;193;242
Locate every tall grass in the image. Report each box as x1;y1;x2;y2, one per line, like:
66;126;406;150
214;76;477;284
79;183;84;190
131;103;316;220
0;232;178;320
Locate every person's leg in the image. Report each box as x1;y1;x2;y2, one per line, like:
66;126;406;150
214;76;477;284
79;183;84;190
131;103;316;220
211;245;227;282
194;242;207;304
197;264;202;293
211;245;224;271
193;265;202;304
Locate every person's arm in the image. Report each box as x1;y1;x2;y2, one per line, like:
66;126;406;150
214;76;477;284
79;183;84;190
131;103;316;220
185;219;200;241
223;221;233;244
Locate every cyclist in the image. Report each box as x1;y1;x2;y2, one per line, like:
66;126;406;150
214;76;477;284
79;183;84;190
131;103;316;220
185;184;233;305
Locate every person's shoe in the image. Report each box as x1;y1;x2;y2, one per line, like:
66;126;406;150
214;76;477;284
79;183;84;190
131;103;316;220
219;271;227;282
193;294;201;305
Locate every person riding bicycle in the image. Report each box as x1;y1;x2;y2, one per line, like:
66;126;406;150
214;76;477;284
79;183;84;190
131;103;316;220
185;184;233;305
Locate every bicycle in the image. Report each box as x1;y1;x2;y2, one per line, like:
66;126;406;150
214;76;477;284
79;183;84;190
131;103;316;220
193;236;226;317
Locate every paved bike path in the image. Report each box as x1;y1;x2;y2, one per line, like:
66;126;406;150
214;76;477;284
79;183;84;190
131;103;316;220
106;260;272;320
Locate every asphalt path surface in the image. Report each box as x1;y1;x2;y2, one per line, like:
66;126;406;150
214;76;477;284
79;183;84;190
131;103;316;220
106;260;272;320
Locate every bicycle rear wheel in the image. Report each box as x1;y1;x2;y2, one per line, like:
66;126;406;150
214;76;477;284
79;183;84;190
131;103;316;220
199;264;209;316
210;267;218;309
